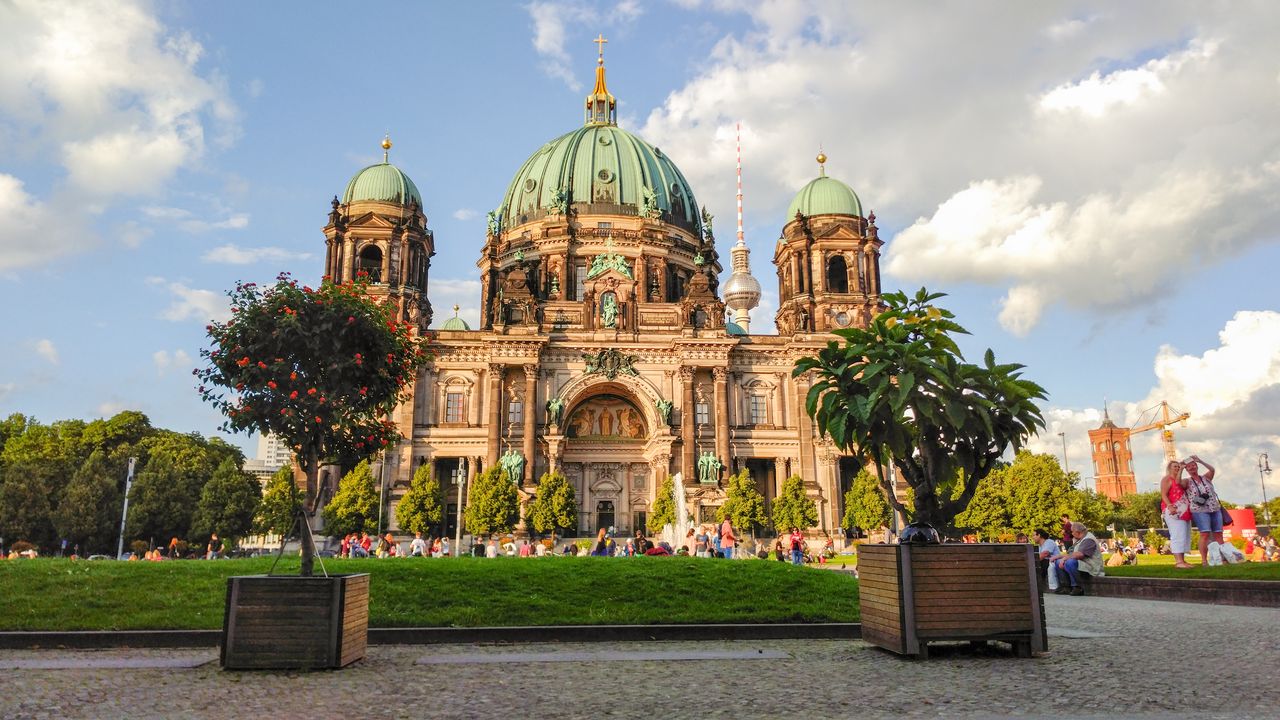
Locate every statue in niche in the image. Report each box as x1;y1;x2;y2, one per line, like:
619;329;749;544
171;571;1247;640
570;407;596;437
641;186;662;219
601;292;618;328
499;450;525;483
546;187;570;216
582;288;596;330
697;452;723;484
655;399;673;425
546;397;564;427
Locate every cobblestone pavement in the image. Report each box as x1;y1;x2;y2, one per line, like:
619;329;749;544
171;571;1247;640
4;595;1277;720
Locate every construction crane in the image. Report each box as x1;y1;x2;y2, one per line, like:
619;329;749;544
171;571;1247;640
1131;401;1191;462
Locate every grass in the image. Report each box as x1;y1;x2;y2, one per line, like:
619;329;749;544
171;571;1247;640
0;556;860;631
1102;553;1280;581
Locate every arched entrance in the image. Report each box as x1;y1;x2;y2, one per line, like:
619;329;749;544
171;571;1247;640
559;385;655;535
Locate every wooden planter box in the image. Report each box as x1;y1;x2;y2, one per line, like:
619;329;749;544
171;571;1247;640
858;544;1046;659
221;574;369;670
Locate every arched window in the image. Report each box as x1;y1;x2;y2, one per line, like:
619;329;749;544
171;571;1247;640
826;255;849;293
359;245;383;282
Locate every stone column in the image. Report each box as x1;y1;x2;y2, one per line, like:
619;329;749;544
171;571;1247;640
727;371;740;427
344;236;357;282
522;364;538;485
773;456;788;501
802;250;814;298
486;363;503;467
790;254;801;295
680;366;695;485
846;252;857;292
380;239;392;283
773;372;788;428
794;372;816;481
713;367;729;478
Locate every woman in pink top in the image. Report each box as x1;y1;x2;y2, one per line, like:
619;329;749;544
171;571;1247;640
1160;460;1193;568
719;519;736;559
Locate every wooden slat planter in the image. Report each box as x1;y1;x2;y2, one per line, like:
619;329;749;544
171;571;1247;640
220;574;369;670
858;544;1046;659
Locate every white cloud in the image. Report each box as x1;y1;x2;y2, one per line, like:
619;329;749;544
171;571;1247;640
0;0;237;269
155;280;230;323
153;349;193;376
1039;40;1218;118
526;1;646;90
1032;311;1280;504
34;339;59;365
637;5;1280;336
96;400;142;417
428;278;483;329
453;208;479;221
117;220;153;248
0;173;94;270
200;244;310;265
141;205;249;233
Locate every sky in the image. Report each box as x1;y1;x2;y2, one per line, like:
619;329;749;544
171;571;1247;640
1;0;1277;505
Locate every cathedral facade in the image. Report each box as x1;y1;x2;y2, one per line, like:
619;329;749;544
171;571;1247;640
318;48;884;537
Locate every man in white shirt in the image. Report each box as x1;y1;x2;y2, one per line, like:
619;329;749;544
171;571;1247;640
1033;529;1061;592
409;532;428;557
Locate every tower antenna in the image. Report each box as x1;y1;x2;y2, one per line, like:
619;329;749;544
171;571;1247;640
736;122;745;248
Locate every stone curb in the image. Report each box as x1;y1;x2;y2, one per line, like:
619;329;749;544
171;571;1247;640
0;623;861;650
1083;576;1280;607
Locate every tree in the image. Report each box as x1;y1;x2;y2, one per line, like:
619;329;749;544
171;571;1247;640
527;471;578;541
255;466;304;538
396;463;444;535
1112;491;1162;531
321;460;379;537
771;475;818;532
797;288;1046;534
463;466;519;536
52;450;121;554
841;467;891;536
197;273;428;575
191;458;262;543
648;475;676;534
125;431;221;545
719;468;768;537
0;417;87;546
1072;488;1117;536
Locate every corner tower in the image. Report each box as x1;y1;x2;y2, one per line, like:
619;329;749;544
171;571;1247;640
322;136;435;332
1089;408;1136;501
774;153;882;335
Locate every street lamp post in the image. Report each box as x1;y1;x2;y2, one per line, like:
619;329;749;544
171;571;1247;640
116;457;137;560
1259;453;1273;526
1058;432;1069;475
454;458;468;557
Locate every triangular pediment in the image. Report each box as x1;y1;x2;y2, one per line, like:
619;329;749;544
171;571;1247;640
347;212;397;229
816;224;859;240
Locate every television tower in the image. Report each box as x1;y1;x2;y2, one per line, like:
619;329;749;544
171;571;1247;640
722;122;762;332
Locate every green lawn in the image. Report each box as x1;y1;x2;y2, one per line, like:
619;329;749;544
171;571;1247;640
0;556;860;631
1102;554;1280;581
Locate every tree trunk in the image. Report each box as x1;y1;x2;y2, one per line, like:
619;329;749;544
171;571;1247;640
300;451;320;577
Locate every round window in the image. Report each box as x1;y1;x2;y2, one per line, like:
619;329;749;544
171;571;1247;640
671;183;682;196
835;312;851;327
523;179;537;193
598;134;612;146
597;168;614;183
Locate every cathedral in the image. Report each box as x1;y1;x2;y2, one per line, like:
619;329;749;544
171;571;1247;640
316;43;884;537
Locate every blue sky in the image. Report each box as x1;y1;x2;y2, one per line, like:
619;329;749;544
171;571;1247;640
2;1;1277;504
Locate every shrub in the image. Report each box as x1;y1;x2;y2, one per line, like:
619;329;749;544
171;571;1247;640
130;539;149;557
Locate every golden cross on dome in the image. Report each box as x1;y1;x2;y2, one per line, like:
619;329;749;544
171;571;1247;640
594;34;608;64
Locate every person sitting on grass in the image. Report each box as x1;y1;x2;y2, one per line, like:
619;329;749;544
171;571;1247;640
1054;522;1104;596
1032;529;1060;591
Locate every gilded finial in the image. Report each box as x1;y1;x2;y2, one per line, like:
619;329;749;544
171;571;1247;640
594;33;608;64
452;304;460;316
382;133;392;162
816;148;827;177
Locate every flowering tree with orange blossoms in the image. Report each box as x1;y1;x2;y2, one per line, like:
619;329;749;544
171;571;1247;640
197;273;428;575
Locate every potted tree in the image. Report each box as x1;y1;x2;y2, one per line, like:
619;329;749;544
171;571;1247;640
198;273;427;669
796;288;1047;658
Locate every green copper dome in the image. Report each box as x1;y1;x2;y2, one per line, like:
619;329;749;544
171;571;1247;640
440;315;471;331
725;320;746;336
499;124;700;230
343;162;422;206
786;175;862;220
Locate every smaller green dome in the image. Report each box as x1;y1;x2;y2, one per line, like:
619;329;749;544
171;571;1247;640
725;320;746;336
440;304;470;331
786;175;862;220
343;162;422;206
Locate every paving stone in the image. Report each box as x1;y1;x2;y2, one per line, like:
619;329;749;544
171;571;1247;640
2;595;1277;719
